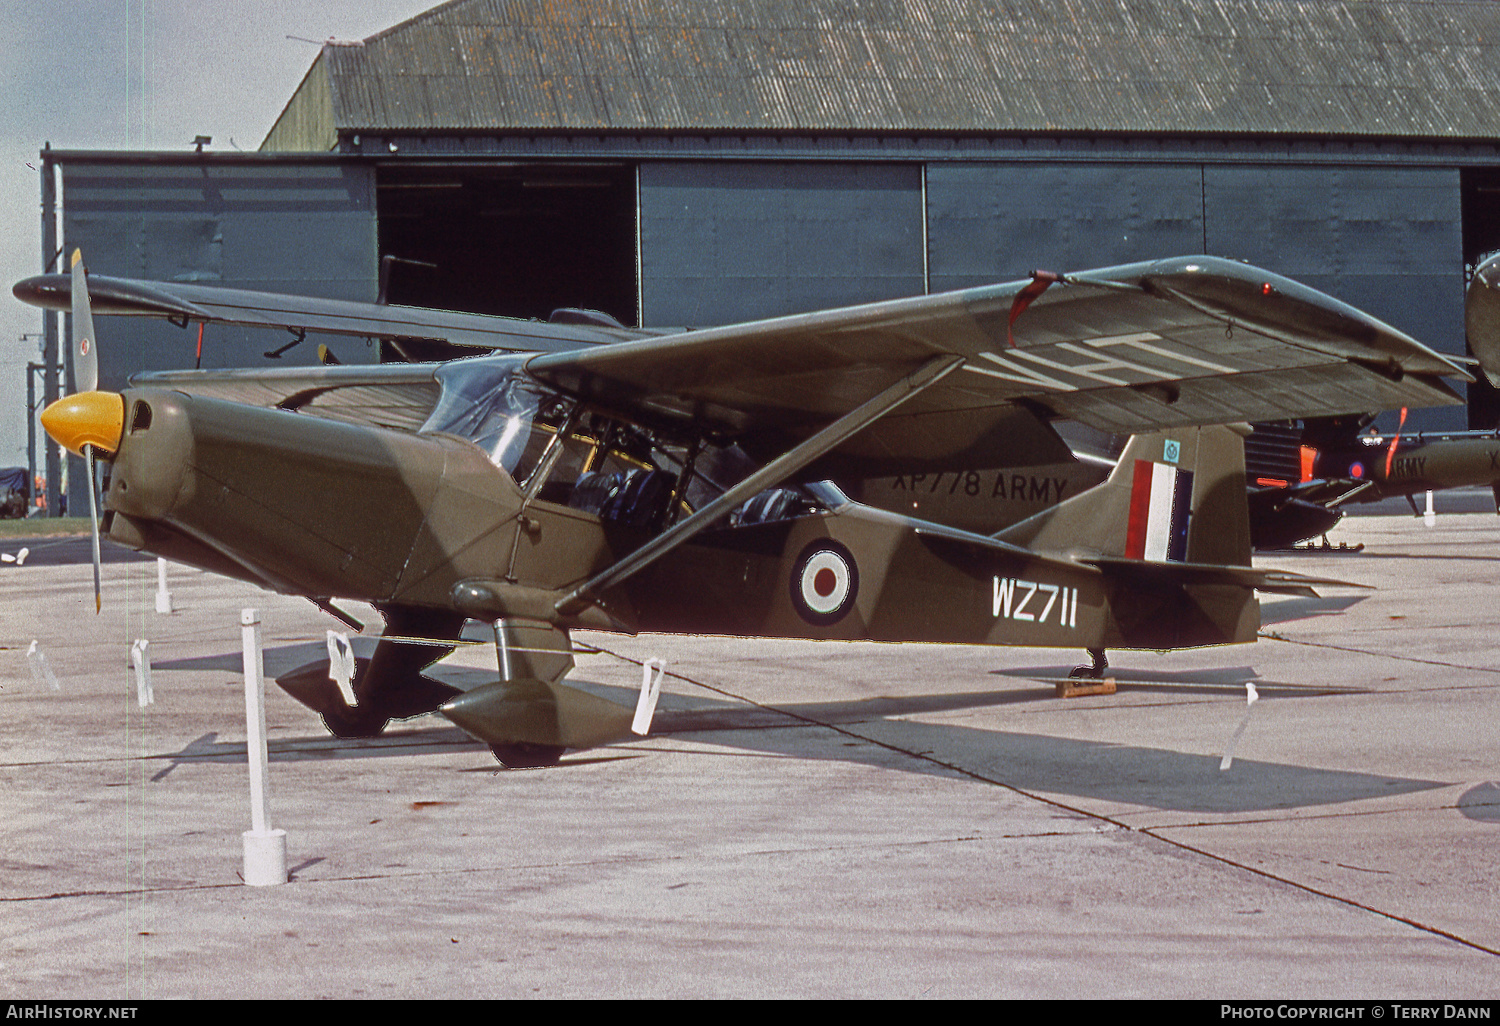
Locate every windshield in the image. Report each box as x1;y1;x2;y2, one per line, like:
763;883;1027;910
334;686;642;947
419;355;555;475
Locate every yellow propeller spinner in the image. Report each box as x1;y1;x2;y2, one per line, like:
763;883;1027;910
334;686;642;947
40;390;124;458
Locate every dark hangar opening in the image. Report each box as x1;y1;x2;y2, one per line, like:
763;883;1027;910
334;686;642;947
1462;167;1500;429
375;162;638;327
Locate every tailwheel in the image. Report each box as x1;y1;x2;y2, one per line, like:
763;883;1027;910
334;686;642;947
488;742;566;769
1069;648;1109;680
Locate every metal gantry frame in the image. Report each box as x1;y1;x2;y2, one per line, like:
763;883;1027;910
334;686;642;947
24;353;61;517
39;145;63;517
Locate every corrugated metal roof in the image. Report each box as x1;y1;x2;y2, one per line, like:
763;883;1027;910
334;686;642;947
262;0;1500;147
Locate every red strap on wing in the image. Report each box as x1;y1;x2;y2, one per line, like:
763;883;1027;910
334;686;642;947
1007;270;1063;347
1384;407;1407;477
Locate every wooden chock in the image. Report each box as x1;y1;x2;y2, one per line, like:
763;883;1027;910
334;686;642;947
1055;676;1117;698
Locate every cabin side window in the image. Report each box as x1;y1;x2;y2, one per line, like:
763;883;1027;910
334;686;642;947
421;357;833;531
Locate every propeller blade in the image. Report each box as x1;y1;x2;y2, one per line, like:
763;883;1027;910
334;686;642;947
70;249;98;394
85;444;101;614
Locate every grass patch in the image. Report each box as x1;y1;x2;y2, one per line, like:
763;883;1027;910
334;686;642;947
0;516;94;538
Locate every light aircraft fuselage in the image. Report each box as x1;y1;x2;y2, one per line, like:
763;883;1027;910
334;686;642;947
101;375;1258;657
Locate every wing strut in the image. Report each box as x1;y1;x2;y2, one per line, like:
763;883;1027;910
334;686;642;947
554;354;964;617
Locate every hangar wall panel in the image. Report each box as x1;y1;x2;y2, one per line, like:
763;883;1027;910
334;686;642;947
1203;165;1465;429
925;163;1206;292
61;162;379;389
55;154;1471;432
638;162;924;326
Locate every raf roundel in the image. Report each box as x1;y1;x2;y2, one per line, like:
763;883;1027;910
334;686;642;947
791;540;859;626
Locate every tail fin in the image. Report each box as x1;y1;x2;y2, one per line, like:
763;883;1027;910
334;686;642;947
994;424;1252;566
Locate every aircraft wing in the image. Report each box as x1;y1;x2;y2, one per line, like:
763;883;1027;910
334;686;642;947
524;257;1467;460
12;272;653;356
84;255;1469;477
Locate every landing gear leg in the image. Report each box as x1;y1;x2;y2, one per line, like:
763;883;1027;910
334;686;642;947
301;605;464;738
1070;648;1108;680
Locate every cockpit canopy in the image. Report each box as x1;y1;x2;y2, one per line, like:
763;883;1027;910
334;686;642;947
419;355;840;529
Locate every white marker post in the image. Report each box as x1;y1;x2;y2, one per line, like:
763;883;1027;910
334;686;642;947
1220;682;1260;771
131;639;154;707
632;659;667;735
1424;490;1436;528
154;558;173;614
326;630;357;707
26;640;59;691
240;609;286;885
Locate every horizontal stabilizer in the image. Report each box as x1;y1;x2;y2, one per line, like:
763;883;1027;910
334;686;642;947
914;521;1359;596
1084;555;1367;597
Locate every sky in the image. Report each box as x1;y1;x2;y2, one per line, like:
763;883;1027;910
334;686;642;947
0;0;440;484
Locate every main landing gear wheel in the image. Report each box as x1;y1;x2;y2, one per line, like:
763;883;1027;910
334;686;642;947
1069;648;1109;680
321;702;390;739
488;742;566;769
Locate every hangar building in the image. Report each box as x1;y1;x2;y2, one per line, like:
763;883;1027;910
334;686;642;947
42;0;1500;438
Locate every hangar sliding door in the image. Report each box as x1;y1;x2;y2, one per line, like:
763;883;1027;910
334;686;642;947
61;159;379;389
924;163;1205;292
638;162;924;327
1203;165;1464;430
1202;166;1462;346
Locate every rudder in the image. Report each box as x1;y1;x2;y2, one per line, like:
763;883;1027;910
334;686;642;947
994;424;1252;566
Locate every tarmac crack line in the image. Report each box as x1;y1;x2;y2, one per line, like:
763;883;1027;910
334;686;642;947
1258;631;1500;682
1138;830;1500;958
590;645;1500;963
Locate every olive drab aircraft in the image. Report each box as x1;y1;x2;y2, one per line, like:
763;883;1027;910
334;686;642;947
19;253;1469;767
1239;416;1500;550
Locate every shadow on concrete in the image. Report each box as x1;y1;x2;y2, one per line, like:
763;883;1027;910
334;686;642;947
155;637;397;678
804;717;1444;816
147;727;489;782
1457;782;1500;823
1259;592;1367;624
142;659;1443;818
633;680;1442;817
